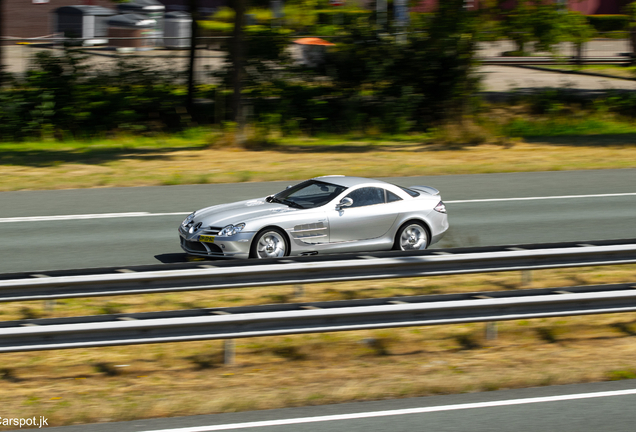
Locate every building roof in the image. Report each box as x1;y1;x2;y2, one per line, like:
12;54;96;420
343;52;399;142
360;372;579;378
54;6;116;16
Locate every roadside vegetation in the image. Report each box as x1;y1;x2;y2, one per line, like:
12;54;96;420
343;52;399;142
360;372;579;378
1;0;635;191
2;87;636;190
1;1;636;427
0;0;608;144
538;64;636;80
1;264;636;426
1;133;636;191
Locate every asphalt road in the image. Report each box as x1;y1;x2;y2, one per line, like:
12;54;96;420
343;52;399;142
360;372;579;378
31;379;636;432
1;169;635;274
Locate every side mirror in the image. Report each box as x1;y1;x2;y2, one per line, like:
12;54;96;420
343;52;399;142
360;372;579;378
336;197;353;211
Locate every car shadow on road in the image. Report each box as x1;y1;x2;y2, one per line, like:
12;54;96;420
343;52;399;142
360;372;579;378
153;253;193;264
154;253;225;264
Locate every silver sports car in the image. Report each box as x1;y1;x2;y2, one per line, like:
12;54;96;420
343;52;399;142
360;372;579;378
179;176;449;259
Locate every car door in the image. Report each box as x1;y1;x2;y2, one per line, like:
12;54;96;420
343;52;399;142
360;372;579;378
327;187;400;243
287;209;330;245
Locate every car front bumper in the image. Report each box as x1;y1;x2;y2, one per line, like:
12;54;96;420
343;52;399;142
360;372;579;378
179;228;255;259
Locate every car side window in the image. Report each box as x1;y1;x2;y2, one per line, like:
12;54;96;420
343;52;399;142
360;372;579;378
345;187;386;208
386;190;402;203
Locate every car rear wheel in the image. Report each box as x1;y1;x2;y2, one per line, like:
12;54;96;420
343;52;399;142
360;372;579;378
394;222;429;251
250;228;289;259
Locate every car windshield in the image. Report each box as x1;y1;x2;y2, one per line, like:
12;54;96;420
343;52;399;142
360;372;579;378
274;180;347;209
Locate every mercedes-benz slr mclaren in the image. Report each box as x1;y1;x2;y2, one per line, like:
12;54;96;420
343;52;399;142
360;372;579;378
179;176;449;259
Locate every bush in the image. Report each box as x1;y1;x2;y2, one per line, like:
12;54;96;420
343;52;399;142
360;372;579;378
315;9;371;25
1;0;481;140
0;47;199;141
220;0;481;135
211;6;235;23
281;2;319;31
198;20;233;34
510;88;636;119
586;15;629;32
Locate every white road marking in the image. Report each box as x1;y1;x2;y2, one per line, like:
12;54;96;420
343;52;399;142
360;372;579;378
141;388;636;432
446;192;636;204
1;192;635;223
0;212;190;223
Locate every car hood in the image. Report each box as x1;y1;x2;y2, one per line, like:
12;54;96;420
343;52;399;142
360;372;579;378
193;197;299;228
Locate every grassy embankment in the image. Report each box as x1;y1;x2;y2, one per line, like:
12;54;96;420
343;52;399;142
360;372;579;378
1;264;636;427
1;104;636;427
539;64;636;79
0;109;636;191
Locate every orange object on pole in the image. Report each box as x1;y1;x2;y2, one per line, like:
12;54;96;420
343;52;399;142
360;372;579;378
293;37;336;46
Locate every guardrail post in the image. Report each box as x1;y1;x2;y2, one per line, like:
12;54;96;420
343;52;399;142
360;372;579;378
293;285;304;298
224;339;235;366
522;270;532;287
44;300;55;313
485;322;498;340
215;87;225;125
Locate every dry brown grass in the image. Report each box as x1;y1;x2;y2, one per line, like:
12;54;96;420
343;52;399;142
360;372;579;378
1;265;636;427
1;140;635;191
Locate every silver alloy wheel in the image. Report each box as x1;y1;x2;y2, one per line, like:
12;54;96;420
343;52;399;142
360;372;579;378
398;223;428;250
255;230;287;258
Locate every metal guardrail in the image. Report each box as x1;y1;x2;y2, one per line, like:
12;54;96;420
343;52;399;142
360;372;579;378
1;282;635;352
481;57;631;65
1;242;636;303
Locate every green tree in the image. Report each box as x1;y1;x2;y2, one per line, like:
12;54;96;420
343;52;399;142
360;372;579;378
498;0;565;56
325;0;480;128
0;0;4;87
532;2;566;53
625;1;636;64
560;11;595;65
498;0;535;55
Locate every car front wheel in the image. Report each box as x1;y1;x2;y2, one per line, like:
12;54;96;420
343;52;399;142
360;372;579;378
394;222;429;251
250;228;289;259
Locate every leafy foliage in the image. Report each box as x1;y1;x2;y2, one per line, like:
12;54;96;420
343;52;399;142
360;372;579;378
213;26;294;90
233;0;480;135
1;0;481;140
510;87;636;119
587;14;630;32
323;0;480;129
561;11;596;47
0;48;198;141
496;0;566;55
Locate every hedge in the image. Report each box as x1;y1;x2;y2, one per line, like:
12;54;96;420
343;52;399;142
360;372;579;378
315;9;372;26
586;15;629;32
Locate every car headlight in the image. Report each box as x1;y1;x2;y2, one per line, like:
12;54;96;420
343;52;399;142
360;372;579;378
434;201;447;214
219;223;246;237
181;212;196;227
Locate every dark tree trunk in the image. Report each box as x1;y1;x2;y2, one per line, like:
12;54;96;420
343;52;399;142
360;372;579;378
631;27;636;66
231;0;246;127
0;0;4;87
187;0;199;111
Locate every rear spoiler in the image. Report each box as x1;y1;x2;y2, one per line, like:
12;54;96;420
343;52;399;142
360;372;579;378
409;185;440;196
